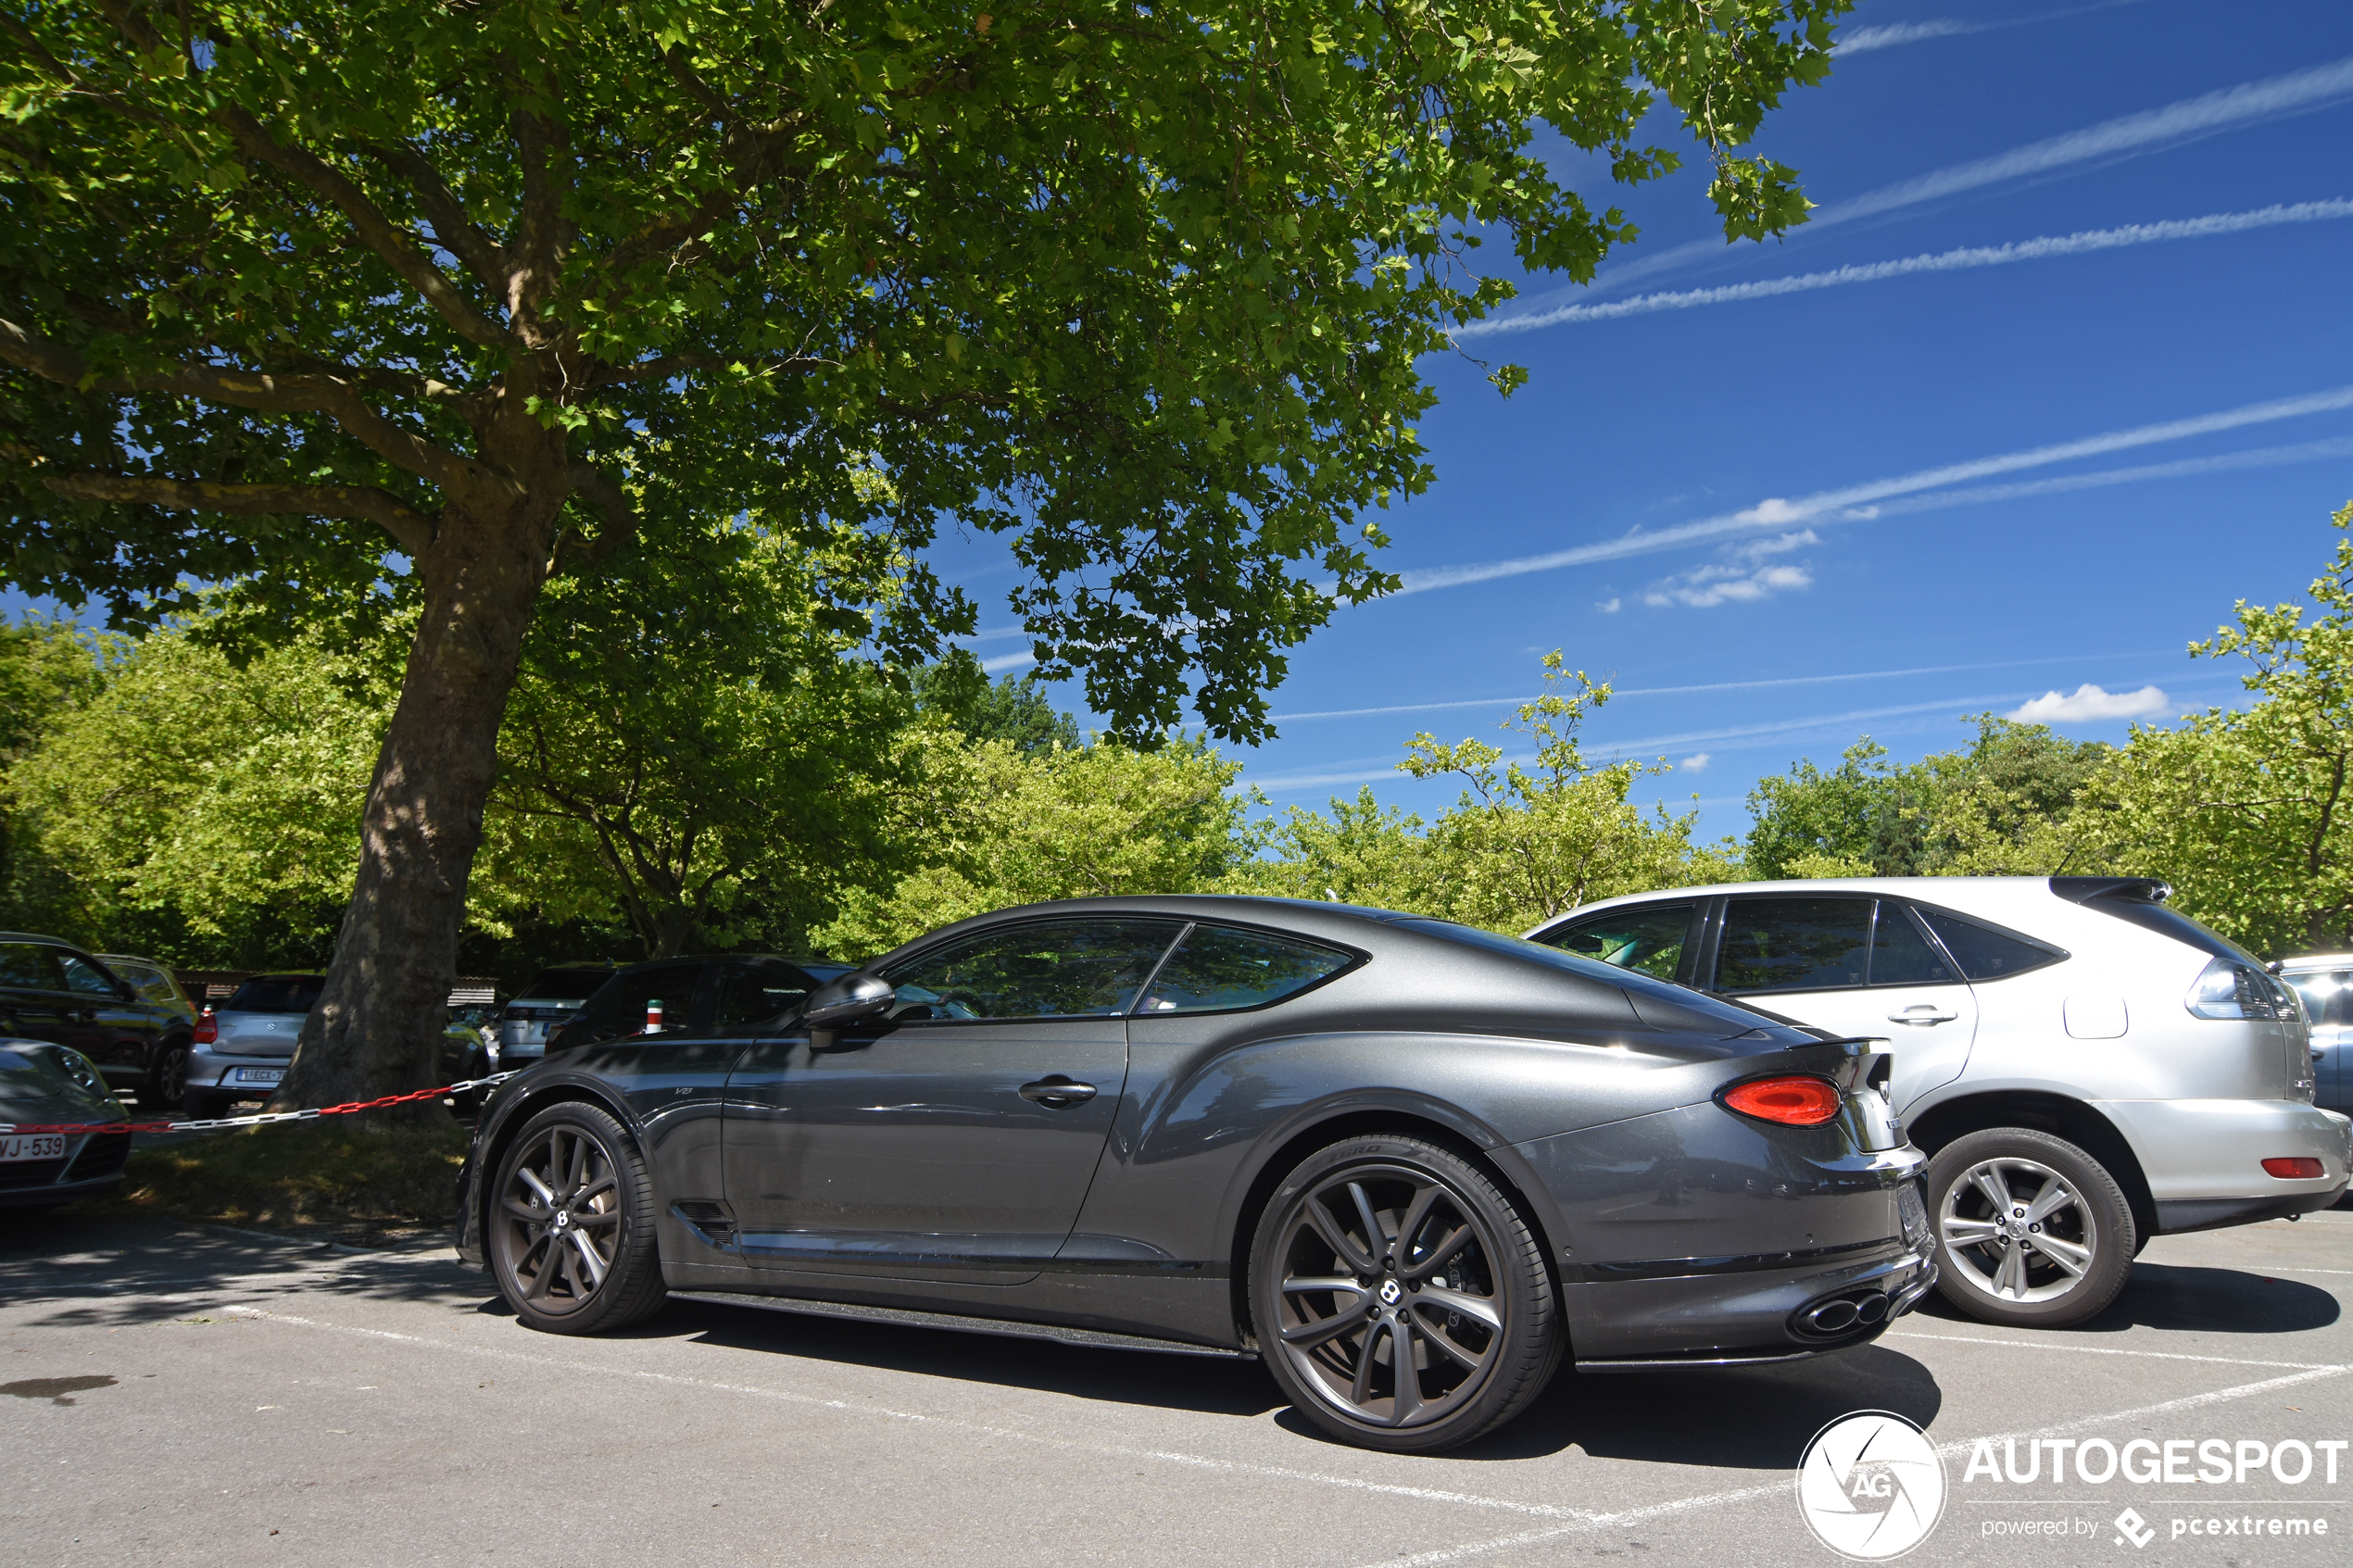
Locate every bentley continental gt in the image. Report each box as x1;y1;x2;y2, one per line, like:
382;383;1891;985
456;897;1934;1451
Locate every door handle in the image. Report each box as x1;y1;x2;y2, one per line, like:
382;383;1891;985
1886;1006;1958;1025
1019;1075;1098;1108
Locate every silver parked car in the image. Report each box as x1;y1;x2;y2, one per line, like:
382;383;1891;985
1529;876;2351;1329
184;971;322;1119
495;966;616;1065
2275;953;2353;1114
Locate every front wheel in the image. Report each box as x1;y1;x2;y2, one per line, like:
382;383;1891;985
489;1102;668;1335
1927;1127;2135;1328
1250;1135;1562;1453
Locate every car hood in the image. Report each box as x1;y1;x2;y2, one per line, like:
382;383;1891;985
211;1010;307;1058
0;1041;126;1124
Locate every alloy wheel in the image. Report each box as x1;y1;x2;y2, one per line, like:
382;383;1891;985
1938;1155;2097;1304
1268;1163;1505;1430
493;1123;624;1316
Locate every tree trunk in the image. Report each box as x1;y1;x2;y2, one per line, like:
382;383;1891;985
272;498;555;1114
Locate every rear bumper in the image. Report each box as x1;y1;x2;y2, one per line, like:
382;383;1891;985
1514;1097;1933;1361
187;1046;294;1093
2096;1100;2352;1230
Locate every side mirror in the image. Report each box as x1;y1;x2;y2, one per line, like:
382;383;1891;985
802;973;896;1029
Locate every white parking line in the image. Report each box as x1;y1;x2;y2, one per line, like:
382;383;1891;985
221;1306;1607;1524
1353;1364;2353;1568
1884;1329;2339;1370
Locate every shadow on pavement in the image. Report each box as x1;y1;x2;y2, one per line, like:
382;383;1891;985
1283;1342;1942;1466
667;1297;1286;1419
1909;1261;2340;1336
0;1209;484;1328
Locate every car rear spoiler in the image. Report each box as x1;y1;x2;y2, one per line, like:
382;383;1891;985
2051;875;2171;905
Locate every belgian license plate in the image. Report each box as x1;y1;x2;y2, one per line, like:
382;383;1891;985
1898;1181;1930;1248
231;1067;286;1086
0;1134;68;1162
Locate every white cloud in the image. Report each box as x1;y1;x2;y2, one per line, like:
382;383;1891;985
1642;531;1818;608
981;651;1038;673
1680;753;1712;773
1459;200;2353;336
1595;596;1621;614
1388;383;2353;598
2007;684;2171;724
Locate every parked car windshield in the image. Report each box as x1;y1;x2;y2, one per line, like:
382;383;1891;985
224;974;325;1014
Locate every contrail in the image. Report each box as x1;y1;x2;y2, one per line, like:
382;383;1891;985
1390;385;2353;596
1503;55;2353;311
1267;650;2183;723
1460;200;2353;335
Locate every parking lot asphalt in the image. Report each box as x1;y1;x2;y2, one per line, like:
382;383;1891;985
4;1205;2349;1568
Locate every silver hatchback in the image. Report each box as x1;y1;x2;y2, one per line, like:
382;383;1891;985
1530;876;2351;1329
184;972;321;1119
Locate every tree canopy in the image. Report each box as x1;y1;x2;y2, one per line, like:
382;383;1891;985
0;0;1853;1102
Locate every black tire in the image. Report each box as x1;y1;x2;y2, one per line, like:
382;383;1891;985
140;1042;190;1110
488;1102;667;1335
1928;1127;2135;1328
1250;1135;1562;1453
182;1089;236;1121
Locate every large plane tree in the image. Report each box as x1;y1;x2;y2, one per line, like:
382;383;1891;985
1;0;1848;1107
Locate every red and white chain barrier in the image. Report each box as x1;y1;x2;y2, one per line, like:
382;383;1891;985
1;1071;522;1136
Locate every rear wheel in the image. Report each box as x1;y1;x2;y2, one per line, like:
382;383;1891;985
1928;1127;2134;1328
1251;1135;1561;1453
140;1042;189;1110
489;1102;667;1335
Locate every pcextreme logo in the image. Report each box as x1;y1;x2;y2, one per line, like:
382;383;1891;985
1796;1411;1949;1561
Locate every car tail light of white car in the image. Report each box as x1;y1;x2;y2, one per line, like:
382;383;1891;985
2184;955;2296;1021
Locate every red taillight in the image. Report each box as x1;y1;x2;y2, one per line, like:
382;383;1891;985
2262;1157;2325;1180
1723;1075;1843;1126
192;1008;217;1046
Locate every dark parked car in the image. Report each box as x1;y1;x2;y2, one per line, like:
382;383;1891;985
0;1038;130;1211
458;897;1933;1453
543;954;852;1054
0;933;195;1109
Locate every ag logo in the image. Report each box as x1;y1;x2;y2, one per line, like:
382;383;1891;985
1795;1411;1946;1560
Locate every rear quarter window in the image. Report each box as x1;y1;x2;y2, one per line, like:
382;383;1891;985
1912;908;2066;981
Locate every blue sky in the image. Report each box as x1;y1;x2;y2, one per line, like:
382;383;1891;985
954;0;2353;843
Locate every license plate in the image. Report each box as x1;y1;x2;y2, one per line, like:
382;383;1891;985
1898;1181;1930;1248
231;1067;286;1086
0;1134;67;1162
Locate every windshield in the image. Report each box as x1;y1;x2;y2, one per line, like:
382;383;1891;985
223;974;325;1014
516;968;614;1001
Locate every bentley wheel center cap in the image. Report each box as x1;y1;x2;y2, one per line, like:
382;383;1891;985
1378;1278;1403;1306
553;1211;571;1229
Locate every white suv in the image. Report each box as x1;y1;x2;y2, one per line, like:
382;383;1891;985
1529;877;2351;1329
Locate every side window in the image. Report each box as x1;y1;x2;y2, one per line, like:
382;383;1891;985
592;962;702;1032
57;953;120;997
712;960;816;1030
1539;904;1693;982
1913;908;2066;981
1869;903;1957;987
2285;971;2353;1027
1716;897;1873;993
1135;925;1352;1014
882;920;1182;1020
0;943;61;990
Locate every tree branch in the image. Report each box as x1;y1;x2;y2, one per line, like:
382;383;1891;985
370;140;512;289
212;105;510;349
36;470;434;555
0;311;506;499
509;60;573;323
